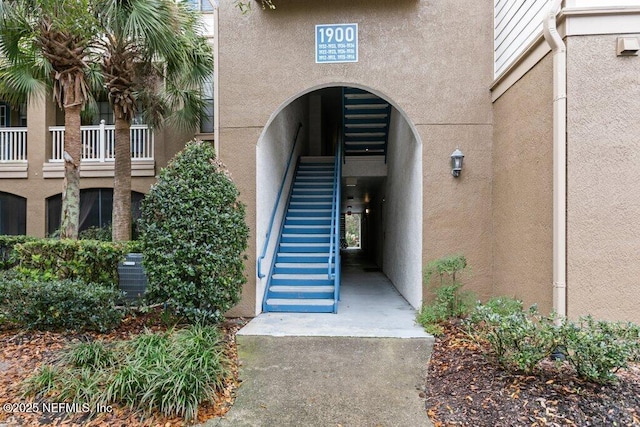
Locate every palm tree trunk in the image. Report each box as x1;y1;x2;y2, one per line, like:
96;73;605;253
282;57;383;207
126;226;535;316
60;104;82;239
112;115;132;241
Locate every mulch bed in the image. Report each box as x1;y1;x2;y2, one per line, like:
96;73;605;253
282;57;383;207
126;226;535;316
425;323;640;426
0;311;247;427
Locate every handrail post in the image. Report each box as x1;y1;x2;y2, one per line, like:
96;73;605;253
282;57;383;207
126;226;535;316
329;136;343;312
99;120;106;162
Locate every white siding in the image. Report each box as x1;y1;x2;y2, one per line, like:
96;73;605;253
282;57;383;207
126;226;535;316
494;0;549;77
567;0;640;6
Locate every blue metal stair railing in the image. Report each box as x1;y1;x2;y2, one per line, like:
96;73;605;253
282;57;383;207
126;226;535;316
257;122;303;280
328;139;343;313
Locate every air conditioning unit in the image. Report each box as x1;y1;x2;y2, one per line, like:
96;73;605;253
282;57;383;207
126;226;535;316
118;253;148;301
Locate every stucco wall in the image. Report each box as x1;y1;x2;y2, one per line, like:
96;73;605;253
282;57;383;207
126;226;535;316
491;54;554;312
382;109;422;308
421;124;494;302
218;0;494;316
566;34;640;323
255;97;309;313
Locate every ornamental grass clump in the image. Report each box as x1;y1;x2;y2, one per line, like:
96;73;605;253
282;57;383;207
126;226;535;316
23;325;231;421
138;140;249;324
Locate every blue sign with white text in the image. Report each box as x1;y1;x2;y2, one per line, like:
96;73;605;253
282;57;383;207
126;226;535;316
316;23;358;64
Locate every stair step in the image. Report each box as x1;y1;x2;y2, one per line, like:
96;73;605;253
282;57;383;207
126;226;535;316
279;242;330;248
283;225;331;233
274;264;334;274
271;277;334;286
281;235;331;244
276;253;331;263
268;286;334;299
297;170;334;175
294;183;333;188
275;262;333;268
287;210;332;217
264;299;335;313
288;209;332;213
289;201;331;209
290;195;333;200
282;233;331;238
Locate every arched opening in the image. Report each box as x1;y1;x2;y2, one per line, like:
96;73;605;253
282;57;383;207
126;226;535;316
0;192;26;235
46;189;145;237
256;85;422;314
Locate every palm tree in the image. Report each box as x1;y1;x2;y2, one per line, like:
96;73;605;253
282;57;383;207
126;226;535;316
93;0;214;241
0;0;100;239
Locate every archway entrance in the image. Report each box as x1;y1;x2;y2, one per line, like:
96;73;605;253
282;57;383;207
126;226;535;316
256;85;422;314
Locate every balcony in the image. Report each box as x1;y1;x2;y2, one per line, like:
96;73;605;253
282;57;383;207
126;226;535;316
0;127;28;178
43;121;155;178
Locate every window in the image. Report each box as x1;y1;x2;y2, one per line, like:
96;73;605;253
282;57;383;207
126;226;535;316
185;0;214;12
0;192;27;235
94;101;114;125
200;75;214;134
0;103;8;127
19;103;27;127
46;189;144;236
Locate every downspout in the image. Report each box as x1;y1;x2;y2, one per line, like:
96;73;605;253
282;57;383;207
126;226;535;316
542;0;567;322
213;0;220;156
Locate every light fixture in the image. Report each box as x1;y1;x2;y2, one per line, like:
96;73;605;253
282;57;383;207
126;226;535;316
346;177;357;187
365;208;370;214
450;147;464;178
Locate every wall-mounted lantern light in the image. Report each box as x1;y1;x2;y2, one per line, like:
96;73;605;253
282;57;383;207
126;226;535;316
450;147;464;178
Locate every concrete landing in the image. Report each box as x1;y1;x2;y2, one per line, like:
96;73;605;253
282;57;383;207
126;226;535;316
200;250;434;426
204;336;433;427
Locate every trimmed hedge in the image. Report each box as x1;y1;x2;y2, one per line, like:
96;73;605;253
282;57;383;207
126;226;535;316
13;239;134;286
0;273;122;332
139;141;249;324
0;235;37;270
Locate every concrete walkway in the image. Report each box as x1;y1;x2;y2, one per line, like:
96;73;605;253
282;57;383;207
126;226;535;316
202;250;434;427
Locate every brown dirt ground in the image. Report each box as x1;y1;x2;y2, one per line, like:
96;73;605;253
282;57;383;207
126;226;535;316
0;311;246;427
425;323;640;427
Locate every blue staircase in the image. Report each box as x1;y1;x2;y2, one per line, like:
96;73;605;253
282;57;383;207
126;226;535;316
263;157;339;313
342;87;391;159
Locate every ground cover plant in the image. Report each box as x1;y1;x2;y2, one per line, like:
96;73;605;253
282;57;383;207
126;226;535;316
0;309;244;426
23;324;230;421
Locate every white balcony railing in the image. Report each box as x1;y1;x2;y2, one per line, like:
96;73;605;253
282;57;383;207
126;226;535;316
49;120;154;162
0;128;28;162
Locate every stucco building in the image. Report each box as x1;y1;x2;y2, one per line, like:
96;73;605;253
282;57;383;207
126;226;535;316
1;0;639;323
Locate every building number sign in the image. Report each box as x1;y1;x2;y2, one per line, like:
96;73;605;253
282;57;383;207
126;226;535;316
316;23;358;63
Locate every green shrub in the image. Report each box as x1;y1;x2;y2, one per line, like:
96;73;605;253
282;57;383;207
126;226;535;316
0;276;122;332
139;141;249;324
0;235;36;270
558;316;640;384
468;298;640;382
79;224;113;241
470;303;557;373
417;254;474;334
25;325;231;421
13;239;133;286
